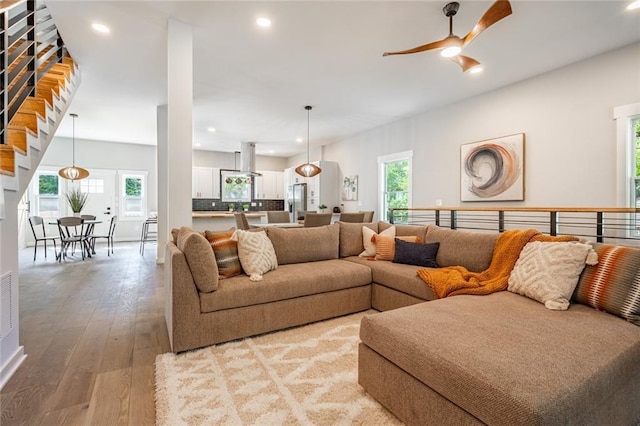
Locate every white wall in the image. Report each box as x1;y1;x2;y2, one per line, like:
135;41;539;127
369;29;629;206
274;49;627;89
322;42;640;212
38;137;158;241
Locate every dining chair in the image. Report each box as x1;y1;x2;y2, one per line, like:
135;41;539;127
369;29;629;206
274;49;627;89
139;217;158;256
296;210;314;221
267;211;290;223
28;216;58;261
234;212;250;230
303;213;332;227
57;216;91;261
91;215;117;256
361;211;375;222
339;212;366;223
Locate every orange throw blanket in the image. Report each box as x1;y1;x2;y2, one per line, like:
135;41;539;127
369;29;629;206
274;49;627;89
417;229;578;299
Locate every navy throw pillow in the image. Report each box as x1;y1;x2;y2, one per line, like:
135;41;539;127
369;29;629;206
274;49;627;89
393;239;439;268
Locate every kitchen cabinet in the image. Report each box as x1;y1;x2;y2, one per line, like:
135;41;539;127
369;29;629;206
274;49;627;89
192;167;220;199
254;170;284;199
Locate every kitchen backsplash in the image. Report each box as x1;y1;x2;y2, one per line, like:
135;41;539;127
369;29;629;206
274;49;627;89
192;198;285;212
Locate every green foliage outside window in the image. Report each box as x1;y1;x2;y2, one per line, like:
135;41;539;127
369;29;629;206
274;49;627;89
126;177;142;196
385;159;409;222
635;119;640;177
38;174;58;195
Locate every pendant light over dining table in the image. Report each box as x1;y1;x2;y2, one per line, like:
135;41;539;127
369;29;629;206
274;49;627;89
295;105;322;178
58;113;90;181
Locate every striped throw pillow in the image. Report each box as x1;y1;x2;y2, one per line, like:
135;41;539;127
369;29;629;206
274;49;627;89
205;229;242;279
374;235;422;261
573;243;640;326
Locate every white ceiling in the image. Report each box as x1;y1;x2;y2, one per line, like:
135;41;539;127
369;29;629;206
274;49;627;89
45;1;640;158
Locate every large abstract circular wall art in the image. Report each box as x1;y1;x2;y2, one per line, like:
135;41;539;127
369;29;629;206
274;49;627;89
460;133;525;201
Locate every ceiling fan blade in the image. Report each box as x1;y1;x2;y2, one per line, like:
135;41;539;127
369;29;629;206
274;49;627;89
450;55;481;72
462;0;512;46
383;38;449;57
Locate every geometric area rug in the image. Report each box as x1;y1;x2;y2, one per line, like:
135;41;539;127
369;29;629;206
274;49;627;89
155;311;402;425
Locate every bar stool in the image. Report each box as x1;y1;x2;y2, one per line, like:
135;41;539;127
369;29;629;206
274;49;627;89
139;217;158;256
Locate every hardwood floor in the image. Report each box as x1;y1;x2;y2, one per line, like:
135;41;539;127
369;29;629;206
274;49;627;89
1;241;170;425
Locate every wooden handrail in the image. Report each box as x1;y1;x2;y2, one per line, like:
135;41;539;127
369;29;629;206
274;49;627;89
399;207;640;213
390;207;640;245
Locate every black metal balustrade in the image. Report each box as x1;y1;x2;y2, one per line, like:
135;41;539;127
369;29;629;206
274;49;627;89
1;0;68;144
390;207;640;245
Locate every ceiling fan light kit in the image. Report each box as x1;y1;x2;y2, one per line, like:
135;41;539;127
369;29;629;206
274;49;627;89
383;0;512;72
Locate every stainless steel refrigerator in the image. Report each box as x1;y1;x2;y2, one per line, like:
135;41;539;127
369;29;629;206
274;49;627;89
292;183;307;221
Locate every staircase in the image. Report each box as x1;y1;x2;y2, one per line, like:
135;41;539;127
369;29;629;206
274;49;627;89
0;0;80;219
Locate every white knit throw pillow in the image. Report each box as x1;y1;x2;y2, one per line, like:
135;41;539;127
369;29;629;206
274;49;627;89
508;241;598;310
232;230;278;281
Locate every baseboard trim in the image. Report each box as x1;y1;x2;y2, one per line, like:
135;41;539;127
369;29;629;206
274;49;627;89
0;346;27;390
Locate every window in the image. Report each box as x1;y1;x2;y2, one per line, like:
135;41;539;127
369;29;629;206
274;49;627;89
378;151;412;223
633;117;640;207
33;172;60;217
119;171;147;218
614;102;640;237
80;178;104;194
220;170;252;202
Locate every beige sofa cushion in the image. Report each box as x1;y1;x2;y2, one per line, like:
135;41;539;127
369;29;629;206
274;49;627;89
424;225;498;272
338;222;378;257
176;226;218;293
267;223;339;264
344;256;437;301
379;221;428;241
200;259;371;312
360;292;640;425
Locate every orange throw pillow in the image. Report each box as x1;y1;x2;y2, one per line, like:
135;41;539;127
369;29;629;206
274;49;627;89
374;235;422;261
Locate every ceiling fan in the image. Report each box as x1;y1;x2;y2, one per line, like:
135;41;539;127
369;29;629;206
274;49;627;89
383;0;512;73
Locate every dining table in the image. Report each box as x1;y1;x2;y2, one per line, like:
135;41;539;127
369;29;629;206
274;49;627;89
49;218;103;258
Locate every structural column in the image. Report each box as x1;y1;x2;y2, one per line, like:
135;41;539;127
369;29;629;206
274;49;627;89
158;19;193;264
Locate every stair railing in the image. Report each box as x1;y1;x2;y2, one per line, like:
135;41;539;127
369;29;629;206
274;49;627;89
1;0;67;144
389;206;640;245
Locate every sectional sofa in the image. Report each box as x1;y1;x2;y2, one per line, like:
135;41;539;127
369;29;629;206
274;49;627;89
164;221;640;425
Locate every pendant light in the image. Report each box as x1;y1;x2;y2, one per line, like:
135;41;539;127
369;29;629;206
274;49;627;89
295;105;322;178
58;113;90;181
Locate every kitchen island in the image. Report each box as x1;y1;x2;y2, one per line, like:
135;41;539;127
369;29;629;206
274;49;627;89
192;211;267;232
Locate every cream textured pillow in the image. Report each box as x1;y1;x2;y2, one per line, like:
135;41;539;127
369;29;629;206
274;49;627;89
359;225;395;257
232;230;278;281
508;241;598;310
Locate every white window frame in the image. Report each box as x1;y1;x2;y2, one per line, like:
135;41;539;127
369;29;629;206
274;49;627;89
614;102;640;237
118;170;148;220
378;150;413;223
30;168;62;218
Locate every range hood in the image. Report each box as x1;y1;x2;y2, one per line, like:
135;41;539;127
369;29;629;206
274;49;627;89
240;141;262;176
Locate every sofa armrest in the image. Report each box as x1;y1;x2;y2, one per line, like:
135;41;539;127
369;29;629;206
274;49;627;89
165;241;202;352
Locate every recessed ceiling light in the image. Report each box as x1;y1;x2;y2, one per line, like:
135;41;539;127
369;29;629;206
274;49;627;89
194;143;201;147
256;17;272;28
469;66;483;74
91;23;110;33
296;137;303;143
207;127;216;133
627;0;640;10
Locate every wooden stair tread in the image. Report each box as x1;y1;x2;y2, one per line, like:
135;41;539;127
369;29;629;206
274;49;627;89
6;127;28;155
0;145;18;176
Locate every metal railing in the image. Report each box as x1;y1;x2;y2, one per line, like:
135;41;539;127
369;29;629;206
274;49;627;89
389;207;640;245
1;0;68;144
